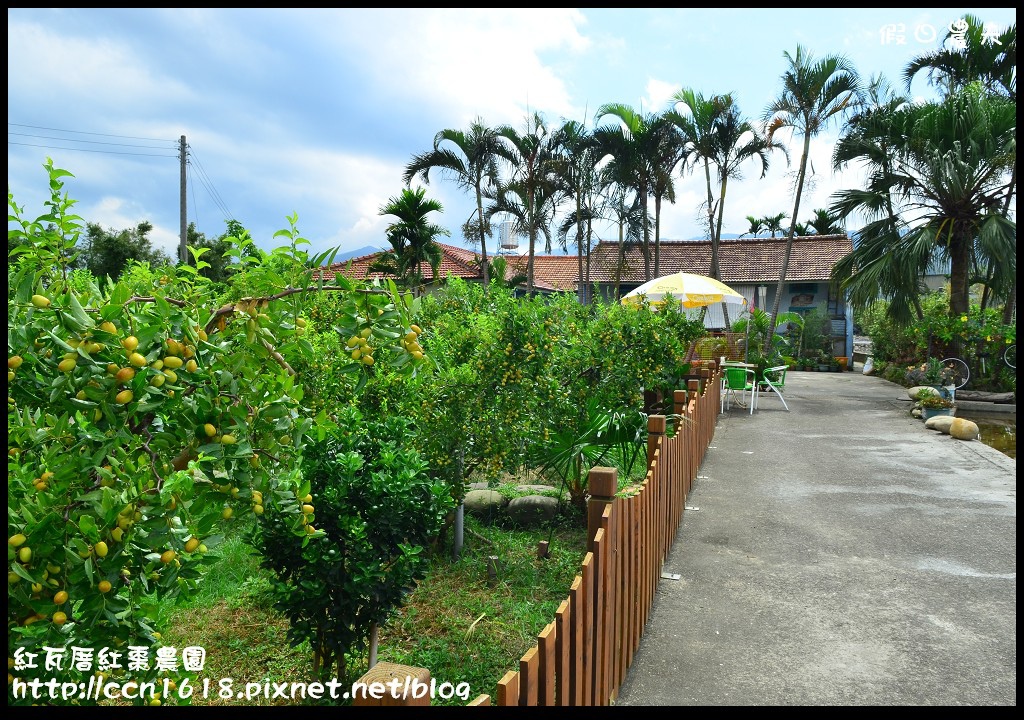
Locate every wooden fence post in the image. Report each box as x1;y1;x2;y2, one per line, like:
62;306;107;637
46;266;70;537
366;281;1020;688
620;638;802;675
673;389;687;418
587;467;617;553
646;415;666;468
352;662;432;706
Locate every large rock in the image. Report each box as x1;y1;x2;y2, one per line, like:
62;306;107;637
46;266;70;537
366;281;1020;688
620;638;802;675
909;385;941;401
924;415;957;434
506;495;559;527
463;489;507;517
949;418;981;441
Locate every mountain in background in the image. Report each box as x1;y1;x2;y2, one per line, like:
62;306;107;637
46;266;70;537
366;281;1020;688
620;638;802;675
331;245;383;263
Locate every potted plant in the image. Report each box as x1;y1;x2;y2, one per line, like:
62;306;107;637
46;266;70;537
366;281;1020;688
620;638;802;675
916;390;955;420
905;358;957;396
816;350;831;372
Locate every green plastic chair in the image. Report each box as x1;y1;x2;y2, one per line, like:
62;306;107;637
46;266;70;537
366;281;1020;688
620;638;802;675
758;365;790;411
722;366;757;415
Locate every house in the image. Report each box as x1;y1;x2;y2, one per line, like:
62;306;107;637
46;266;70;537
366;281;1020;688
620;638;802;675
585;235;856;359
319;235;857;360
318;242;579;296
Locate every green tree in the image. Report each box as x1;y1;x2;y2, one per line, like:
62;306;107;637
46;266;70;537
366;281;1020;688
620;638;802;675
761;211;789;237
551;118;603;303
763;44;860;338
904;15;1017;322
706;97;784;325
593;103;668;282
805;208;843;235
904;14;1016;101
7;159;427;705
829;83;1016;324
79;220;171;281
742;215;766;237
493;112;561;294
370;187;449;295
404;119;502;286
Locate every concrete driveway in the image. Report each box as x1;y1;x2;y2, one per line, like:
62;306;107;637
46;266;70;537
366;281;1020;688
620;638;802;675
615;370;1016;706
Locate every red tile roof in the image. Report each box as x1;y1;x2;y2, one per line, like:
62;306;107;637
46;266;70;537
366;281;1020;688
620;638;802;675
318;242;582;293
586;235;853;284
315;235;853;291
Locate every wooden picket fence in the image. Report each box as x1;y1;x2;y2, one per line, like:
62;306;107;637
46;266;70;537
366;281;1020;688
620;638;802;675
354;368;721;707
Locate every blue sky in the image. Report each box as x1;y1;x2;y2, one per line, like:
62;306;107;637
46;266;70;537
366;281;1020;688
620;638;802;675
7;8;1016;262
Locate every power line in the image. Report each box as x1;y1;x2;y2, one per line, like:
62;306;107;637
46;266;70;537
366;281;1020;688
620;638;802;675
8;122;176;144
7;141;178;158
188;146;234;221
9;131;176;150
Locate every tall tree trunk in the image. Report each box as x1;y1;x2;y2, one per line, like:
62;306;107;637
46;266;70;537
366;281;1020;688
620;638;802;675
768;131;811;339
527;192;536;294
585;217;593;305
1000;165;1017;323
949;226;971;317
576;196;585;303
640;185;651;282
615;223;625;300
715;174;732;327
476;186;490;287
653;195;662;278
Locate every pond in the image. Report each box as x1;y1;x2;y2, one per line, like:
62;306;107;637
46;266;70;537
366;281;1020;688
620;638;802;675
956;411;1016;459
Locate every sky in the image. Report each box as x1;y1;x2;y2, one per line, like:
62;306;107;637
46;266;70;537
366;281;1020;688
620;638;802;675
7;8;1017;264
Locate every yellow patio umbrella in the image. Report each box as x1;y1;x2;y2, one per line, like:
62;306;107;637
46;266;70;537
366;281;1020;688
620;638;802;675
620;272;747;309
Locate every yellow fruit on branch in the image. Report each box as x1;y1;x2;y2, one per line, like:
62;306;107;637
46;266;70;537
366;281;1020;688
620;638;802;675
31;294;51;308
9;534;27;547
18;547;32;563
99;321;117;334
122;336;139;352
53;590;69;605
52;611;68;625
184;359;198;373
58;358;77;373
163;369;178;384
220;434;237;445
184;538;200;553
8;356;22;370
128;352;147;368
160;550;176;564
115;390;134;405
115;367;136;383
163;356;183;369
94;541;109;558
98;580;112;593
221;507;233;520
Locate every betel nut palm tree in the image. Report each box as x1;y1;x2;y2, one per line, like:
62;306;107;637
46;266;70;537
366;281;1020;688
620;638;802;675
593;103;669;283
762;44;860;339
491;112;561;294
371;187;449;296
404;118;502;287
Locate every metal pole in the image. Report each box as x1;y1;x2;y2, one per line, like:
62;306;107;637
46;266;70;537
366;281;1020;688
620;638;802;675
179;135;187;264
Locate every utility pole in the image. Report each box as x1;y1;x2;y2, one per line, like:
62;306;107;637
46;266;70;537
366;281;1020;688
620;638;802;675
179;135;187;264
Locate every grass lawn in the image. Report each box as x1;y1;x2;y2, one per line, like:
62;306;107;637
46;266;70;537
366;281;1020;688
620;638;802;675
160;511;587;706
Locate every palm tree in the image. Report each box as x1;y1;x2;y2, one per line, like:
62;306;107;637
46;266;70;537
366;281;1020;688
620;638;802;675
762;212;788;237
404;118;502;287
742;215;766;238
904;14;1016;101
371;187;449;295
905;16;1016;322
828;83;1016;324
600;184;646;301
492;112;561;294
667;89;724;252
763;44;860;338
593;103;667;282
805;209;843;235
551;119;603;303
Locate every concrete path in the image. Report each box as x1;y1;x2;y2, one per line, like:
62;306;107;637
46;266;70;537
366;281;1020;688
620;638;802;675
615;370;1016;706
